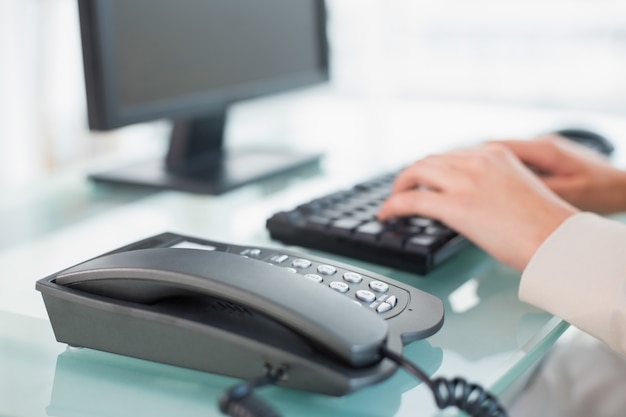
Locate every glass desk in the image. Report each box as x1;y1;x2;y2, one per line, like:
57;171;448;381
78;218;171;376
0;172;568;417
3;98;625;417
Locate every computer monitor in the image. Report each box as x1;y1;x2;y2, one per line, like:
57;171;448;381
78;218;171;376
77;0;329;195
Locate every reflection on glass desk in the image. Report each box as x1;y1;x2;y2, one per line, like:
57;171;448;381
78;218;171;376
46;340;441;417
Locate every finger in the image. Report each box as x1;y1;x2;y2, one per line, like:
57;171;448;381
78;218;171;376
540;175;577;197
491;138;568;174
377;189;448;221
391;156;466;194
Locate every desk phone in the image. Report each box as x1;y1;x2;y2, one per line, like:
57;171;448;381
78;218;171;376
36;232;444;395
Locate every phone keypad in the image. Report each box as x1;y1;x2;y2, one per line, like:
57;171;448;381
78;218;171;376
169;240;410;319
258;250;408;319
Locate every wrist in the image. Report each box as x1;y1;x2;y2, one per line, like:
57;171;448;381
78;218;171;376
521;203;579;271
612;170;626;213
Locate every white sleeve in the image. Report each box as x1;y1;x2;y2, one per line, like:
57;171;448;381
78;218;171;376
520;212;626;356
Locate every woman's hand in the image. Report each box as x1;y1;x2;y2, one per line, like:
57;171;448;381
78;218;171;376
378;143;578;271
496;135;626;214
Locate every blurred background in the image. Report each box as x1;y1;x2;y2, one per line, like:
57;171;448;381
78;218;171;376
2;0;626;189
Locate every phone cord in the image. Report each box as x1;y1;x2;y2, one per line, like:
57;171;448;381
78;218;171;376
219;368;285;417
381;347;508;417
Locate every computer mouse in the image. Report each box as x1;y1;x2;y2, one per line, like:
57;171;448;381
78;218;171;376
553;128;615;157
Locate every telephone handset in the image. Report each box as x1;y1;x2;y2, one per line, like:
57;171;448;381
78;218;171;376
37;232;445;395
54;248;387;368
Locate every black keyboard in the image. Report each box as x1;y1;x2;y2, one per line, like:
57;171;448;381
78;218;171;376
266;171;470;274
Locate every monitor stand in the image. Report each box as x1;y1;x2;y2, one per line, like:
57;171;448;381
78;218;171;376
88;111;323;195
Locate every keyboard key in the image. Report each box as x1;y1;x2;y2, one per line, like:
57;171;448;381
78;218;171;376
424;224;455;238
405;235;440;255
410;217;435;228
354;221;384;242
330;218;363;236
320;209;344;219
379;230;410;249
304;215;332;231
268;211;305;227
350;210;377;221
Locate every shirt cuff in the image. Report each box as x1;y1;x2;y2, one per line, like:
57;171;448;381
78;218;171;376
520;212;626;354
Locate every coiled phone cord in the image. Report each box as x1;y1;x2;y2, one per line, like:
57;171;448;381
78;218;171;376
381;347;508;417
220;350;508;417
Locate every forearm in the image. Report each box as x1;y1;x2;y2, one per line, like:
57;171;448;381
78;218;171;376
520;212;626;356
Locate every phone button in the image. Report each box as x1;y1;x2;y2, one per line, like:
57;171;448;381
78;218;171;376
376;302;393;314
240;248;262;257
343;272;363;283
292;258;312;269
317;264;337;275
329;281;349;293
369;281;389;293
385;295;398;307
356;290;376;303
304;273;323;283
270;254;289;263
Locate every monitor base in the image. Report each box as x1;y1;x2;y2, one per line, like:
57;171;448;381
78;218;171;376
88;149;323;195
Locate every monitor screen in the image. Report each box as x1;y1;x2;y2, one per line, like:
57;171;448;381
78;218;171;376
78;0;328;194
